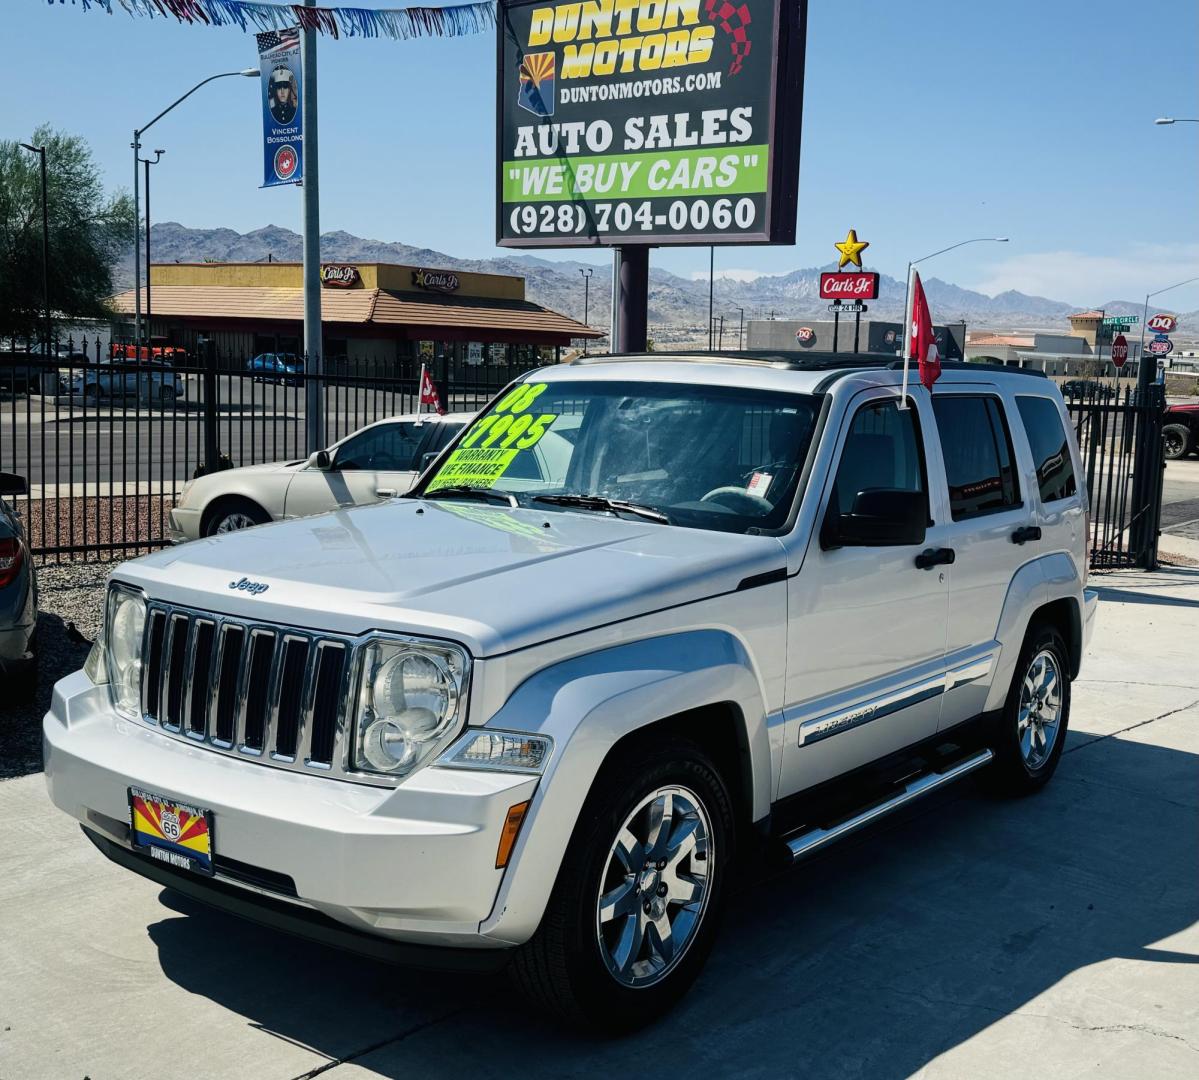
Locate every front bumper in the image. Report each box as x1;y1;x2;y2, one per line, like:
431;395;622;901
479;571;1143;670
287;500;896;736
1083;588;1099;650
167;506;201;543
44;670;538;950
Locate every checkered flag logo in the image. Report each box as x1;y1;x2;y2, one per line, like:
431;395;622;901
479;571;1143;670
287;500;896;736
704;1;753;75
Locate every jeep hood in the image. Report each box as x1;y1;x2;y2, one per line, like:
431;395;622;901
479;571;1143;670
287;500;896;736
116;499;787;656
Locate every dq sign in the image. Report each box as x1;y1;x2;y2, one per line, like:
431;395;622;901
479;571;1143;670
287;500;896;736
1148;313;1178;334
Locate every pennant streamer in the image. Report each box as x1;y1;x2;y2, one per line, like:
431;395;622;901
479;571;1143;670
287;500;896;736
47;1;496;41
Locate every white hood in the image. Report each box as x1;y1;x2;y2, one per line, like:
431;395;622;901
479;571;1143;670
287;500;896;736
116;499;787;657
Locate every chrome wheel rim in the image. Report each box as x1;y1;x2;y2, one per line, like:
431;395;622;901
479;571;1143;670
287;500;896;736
1018;649;1063;769
1164;431;1184;457
215;513;258;533
595;784;712;989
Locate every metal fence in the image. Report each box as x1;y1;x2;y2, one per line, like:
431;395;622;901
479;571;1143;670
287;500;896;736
1064;381;1167;569
0;336;543;561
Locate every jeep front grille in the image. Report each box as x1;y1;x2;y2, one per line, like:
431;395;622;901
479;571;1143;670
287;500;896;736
139;603;356;780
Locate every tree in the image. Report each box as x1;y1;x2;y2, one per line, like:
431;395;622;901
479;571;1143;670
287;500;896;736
0;126;133;341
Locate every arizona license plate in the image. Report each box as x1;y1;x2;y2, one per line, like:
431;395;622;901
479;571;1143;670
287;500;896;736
128;788;214;876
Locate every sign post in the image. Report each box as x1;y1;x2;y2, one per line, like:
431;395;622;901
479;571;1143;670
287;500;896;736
496;0;808;351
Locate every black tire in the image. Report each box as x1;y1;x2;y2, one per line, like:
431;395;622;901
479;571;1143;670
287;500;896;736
202;498;271;537
158;386;177;406
511;736;735;1032
1163;423;1193;461
988;623;1071;795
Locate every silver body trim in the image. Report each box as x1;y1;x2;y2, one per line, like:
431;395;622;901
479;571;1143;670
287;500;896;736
798;649;997;746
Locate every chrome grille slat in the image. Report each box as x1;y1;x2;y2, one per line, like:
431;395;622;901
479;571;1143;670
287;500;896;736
138;602;374;785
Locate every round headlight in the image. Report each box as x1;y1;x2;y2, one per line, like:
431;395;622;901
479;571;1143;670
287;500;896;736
358;647;463;775
106;588;146;717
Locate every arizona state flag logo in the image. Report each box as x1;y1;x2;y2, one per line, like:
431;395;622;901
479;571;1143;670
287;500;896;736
518;52;555;117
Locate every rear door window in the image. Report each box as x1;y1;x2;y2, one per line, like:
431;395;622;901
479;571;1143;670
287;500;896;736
932;396;1021;519
1016;396;1077;503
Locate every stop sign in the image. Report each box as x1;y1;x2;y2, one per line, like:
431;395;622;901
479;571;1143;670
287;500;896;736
1111;334;1128;368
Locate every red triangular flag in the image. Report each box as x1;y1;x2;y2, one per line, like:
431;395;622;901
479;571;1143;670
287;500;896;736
419;366;446;415
909;272;941;391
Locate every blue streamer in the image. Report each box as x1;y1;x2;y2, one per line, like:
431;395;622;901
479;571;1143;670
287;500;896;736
49;0;495;39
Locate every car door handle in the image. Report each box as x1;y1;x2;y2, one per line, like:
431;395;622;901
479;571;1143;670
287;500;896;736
1011;525;1042;545
915;547;955;570
375;488;397;499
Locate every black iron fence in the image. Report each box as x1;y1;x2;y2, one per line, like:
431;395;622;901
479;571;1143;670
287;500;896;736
1064;381;1167;569
1;336;543;561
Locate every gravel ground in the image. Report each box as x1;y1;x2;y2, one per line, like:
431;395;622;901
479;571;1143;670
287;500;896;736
0;560;111;780
20;495;171;554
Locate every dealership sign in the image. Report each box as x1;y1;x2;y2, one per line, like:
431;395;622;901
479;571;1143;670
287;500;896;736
496;0;807;247
1148;312;1178;333
820;271;879;300
320;264;360;288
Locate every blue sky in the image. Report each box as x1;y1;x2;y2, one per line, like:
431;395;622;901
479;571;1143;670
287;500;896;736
7;0;1199;309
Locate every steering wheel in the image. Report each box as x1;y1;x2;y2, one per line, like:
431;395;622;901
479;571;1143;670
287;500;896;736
700;486;773;515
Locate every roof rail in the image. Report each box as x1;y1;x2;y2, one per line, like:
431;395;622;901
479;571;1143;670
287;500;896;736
570;350;899;371
571;351;1049;379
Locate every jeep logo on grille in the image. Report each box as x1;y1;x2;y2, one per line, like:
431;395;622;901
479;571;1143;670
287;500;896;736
229;577;270;596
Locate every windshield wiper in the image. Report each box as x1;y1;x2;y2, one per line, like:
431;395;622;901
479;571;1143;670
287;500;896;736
532;493;671;524
420;485;519;507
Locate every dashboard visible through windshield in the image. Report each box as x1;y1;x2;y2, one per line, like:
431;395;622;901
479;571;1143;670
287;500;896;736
417;379;822;534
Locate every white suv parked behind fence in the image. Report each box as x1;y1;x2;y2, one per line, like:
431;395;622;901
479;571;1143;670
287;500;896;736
45;353;1096;1030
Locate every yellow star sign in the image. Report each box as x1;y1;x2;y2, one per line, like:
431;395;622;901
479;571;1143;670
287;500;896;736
834;228;870;269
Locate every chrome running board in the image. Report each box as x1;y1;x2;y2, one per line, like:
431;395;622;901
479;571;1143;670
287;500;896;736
781;748;994;863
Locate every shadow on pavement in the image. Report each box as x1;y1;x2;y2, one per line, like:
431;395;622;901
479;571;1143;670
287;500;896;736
143;733;1198;1077
0;610;90;780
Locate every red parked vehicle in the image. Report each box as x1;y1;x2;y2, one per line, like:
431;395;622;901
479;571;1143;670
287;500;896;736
1163;403;1199;460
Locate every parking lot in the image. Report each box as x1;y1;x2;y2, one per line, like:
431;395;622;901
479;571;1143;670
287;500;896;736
1;566;1196;1079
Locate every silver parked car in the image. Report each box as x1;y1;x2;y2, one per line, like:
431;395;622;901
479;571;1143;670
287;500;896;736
168;411;475;541
72;365;185;406
46;354;1096;1030
0;473;37;702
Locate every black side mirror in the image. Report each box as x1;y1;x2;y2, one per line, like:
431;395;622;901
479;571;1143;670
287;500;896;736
823;488;927;549
0;473;29;497
419;451;439;471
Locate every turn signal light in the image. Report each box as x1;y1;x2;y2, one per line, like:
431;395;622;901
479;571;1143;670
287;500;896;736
495;800;531;869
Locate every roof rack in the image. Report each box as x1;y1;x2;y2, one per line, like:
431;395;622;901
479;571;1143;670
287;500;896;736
570;350;898;371
570;351;1048;379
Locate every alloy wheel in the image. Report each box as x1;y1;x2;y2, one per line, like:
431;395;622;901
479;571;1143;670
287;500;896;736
595;785;712;989
215;513;259;533
1018;649;1062;769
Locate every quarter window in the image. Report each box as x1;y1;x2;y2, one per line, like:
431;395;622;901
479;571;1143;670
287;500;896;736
932;396;1021;519
1016;396;1077;503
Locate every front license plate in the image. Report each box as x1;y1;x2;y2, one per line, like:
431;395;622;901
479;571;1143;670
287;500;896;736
128;787;214;876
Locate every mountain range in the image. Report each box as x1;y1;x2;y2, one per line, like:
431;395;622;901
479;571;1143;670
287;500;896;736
122;223;1172;347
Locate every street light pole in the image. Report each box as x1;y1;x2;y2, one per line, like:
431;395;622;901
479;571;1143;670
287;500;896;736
19;143;49;350
1137;275;1199;388
737;307;744;351
708;246;715;350
1154;117;1199;124
580;268;593;354
899;236;1009;404
131;68;258;343
301;0;324;453
140;150;164;347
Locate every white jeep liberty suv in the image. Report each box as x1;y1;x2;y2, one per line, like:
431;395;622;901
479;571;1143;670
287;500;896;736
45;352;1097;1030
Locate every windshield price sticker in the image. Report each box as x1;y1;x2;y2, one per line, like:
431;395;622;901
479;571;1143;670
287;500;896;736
426;383;557;491
497;0;806;247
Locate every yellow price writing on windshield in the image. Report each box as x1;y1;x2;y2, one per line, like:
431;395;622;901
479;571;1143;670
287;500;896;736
494;382;548;414
460;411;556;451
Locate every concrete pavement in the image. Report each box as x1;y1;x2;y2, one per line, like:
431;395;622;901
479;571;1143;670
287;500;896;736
1;570;1197;1079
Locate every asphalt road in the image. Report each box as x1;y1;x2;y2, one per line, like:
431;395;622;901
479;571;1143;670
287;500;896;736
0;381;487;490
1161;456;1199;543
1;569;1196;1078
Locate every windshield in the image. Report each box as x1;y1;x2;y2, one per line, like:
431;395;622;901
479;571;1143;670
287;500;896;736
417;378;821;533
